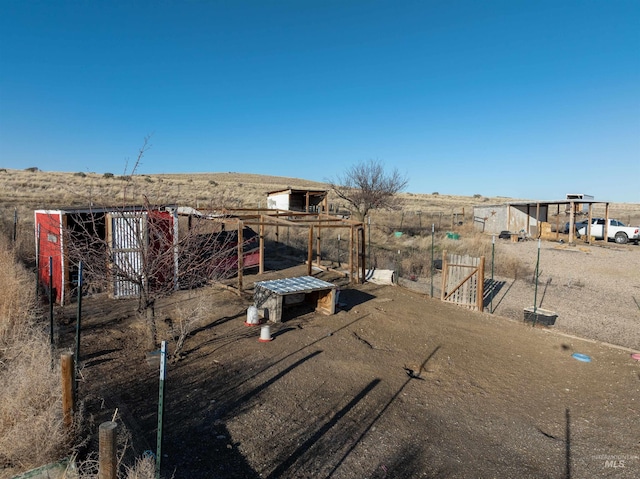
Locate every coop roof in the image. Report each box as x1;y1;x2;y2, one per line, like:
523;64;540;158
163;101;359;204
266;188;327;197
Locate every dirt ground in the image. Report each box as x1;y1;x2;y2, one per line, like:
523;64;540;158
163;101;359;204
62;261;640;479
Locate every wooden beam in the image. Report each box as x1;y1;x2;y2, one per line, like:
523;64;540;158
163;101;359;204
359;227;366;284
349;225;355;284
443;268;479;302
316;218;322;266
477;256;485;312
440;250;448;301
259;215;264;275
587;204;593;244
307;226;313;276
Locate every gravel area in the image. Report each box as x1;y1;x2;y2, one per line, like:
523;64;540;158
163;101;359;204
403;239;640;351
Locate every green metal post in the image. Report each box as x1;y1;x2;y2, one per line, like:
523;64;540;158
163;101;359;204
490;235;495;313
533;239;541;325
13;207;17;243
156;341;167;478
49;256;54;369
74;261;83;402
430;224;434;298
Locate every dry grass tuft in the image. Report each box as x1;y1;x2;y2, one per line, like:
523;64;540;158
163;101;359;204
123;454;157;479
0;235;67;473
0;235;38;346
0;336;66;471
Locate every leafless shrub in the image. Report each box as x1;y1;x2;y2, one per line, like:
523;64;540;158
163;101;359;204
169;298;207;359
123;454;157;479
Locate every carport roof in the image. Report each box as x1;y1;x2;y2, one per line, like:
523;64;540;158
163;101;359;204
476;199;610;208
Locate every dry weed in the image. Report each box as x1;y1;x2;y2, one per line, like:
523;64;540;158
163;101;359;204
0;232;67;474
0;335;66;471
0;235;37;346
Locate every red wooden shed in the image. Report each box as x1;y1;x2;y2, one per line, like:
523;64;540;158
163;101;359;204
35;205;178;304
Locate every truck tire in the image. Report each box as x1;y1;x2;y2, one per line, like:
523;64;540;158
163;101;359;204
614;232;628;244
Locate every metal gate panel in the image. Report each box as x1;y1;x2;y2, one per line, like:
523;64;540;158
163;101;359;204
109;212;147;298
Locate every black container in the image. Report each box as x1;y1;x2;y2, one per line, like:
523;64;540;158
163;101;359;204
524;307;557;326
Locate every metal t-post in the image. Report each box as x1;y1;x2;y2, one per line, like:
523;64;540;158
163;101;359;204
49;256;54;369
156;341;167;478
490;235;495;313
533;239;541;325
74;261;83;402
430;224;434;298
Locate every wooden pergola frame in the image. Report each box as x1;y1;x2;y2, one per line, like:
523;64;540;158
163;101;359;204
192;208;366;295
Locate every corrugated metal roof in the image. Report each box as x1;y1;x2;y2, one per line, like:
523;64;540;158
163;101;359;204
255;276;335;294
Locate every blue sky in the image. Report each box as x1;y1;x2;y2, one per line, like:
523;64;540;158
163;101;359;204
1;0;639;202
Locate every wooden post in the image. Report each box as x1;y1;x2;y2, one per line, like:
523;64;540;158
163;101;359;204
316;219;322;266
259;216;264;275
349;225;355;284
535;203;540;238
99;421;118;479
568;202;575;244
359;227;366;284
477;256;485;312
61;352;74;429
307;226;313;276
587;205;593;244
440;250;448;301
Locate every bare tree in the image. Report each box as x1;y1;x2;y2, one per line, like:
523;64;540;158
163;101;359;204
61;140;253;349
329;160;408;221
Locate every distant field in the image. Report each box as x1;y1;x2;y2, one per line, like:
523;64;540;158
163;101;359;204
1;168;639;225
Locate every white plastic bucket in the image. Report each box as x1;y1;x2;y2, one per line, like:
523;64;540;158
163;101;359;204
245;305;260;326
259;324;273;342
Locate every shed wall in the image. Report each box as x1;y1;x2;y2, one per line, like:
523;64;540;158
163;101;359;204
267;194;289;210
473;205;508;234
35;211;65;303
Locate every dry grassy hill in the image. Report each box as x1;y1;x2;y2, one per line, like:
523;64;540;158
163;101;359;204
2;168;638;222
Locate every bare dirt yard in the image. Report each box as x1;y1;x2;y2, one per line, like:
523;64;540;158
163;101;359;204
59;240;640;479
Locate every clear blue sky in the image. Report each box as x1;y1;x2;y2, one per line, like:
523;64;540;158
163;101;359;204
1;0;639;202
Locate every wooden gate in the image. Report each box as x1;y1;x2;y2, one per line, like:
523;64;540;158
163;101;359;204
440;251;485;311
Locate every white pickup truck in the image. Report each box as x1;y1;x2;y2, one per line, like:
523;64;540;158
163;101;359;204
577;218;640;244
